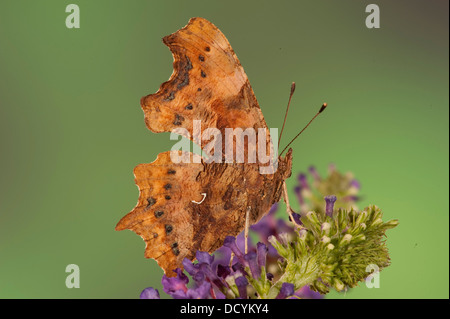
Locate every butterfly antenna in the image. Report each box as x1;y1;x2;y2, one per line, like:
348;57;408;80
278;82;296;148
279;102;328;156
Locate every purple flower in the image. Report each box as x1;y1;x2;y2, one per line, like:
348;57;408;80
276;282;295;299
211;245;232;273
294;185;304;205
161;268;189;296
295;173;310;208
161;268;214;299
292;286;323;299
140;287;160;299
244;251;260;279
235;276;249;299
196;251;214;265
183;251;216;279
290;212;302;226
309;166;321;181
298;173;309;189
250;204;279;241
217;264;231;279
324;195;337;216
193;270;206;283
139;167;353;299
250;204;292;257
351;179;361;189
186;281;211;299
231;262;249;277
223;236;245;264
182;258;200;277
172;280;212;299
256;242;268;268
199;262;226;290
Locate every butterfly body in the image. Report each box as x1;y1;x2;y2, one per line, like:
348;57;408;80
116;17;293;275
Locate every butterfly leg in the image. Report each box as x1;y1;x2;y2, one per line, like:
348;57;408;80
229;252;235;267
282;181;303;229
244;206;251;254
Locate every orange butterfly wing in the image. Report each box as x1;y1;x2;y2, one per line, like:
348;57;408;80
116;18;292;275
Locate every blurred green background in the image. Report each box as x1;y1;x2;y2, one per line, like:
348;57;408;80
0;0;448;299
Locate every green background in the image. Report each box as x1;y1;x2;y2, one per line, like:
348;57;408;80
0;0;448;299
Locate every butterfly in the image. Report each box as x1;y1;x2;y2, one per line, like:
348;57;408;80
115;17;325;276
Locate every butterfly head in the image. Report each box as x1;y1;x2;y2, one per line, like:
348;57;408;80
279;148;293;181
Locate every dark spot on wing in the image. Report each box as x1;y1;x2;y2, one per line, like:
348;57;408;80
163;91;175;101
177;74;189;89
184;56;193;71
222;184;234;210
154;211;164;218
176;56;192;90
173;114;185;125
165;224;173;234
146;197;157;208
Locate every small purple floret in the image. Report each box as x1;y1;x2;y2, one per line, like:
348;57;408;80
324;195;337;216
235;276;249;299
308;166;321;181
196;251;214;265
256;242;268;268
161;268;189;296
276;282;295;299
223;236;245;264
351;179;361;189
217;264;231;279
182;258;200;277
244;251;260;279
140;287;160;299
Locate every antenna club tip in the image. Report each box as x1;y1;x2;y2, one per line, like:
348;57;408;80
319;103;328;113
290;82;296;94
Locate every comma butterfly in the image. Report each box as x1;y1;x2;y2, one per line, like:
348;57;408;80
115;17;325;276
